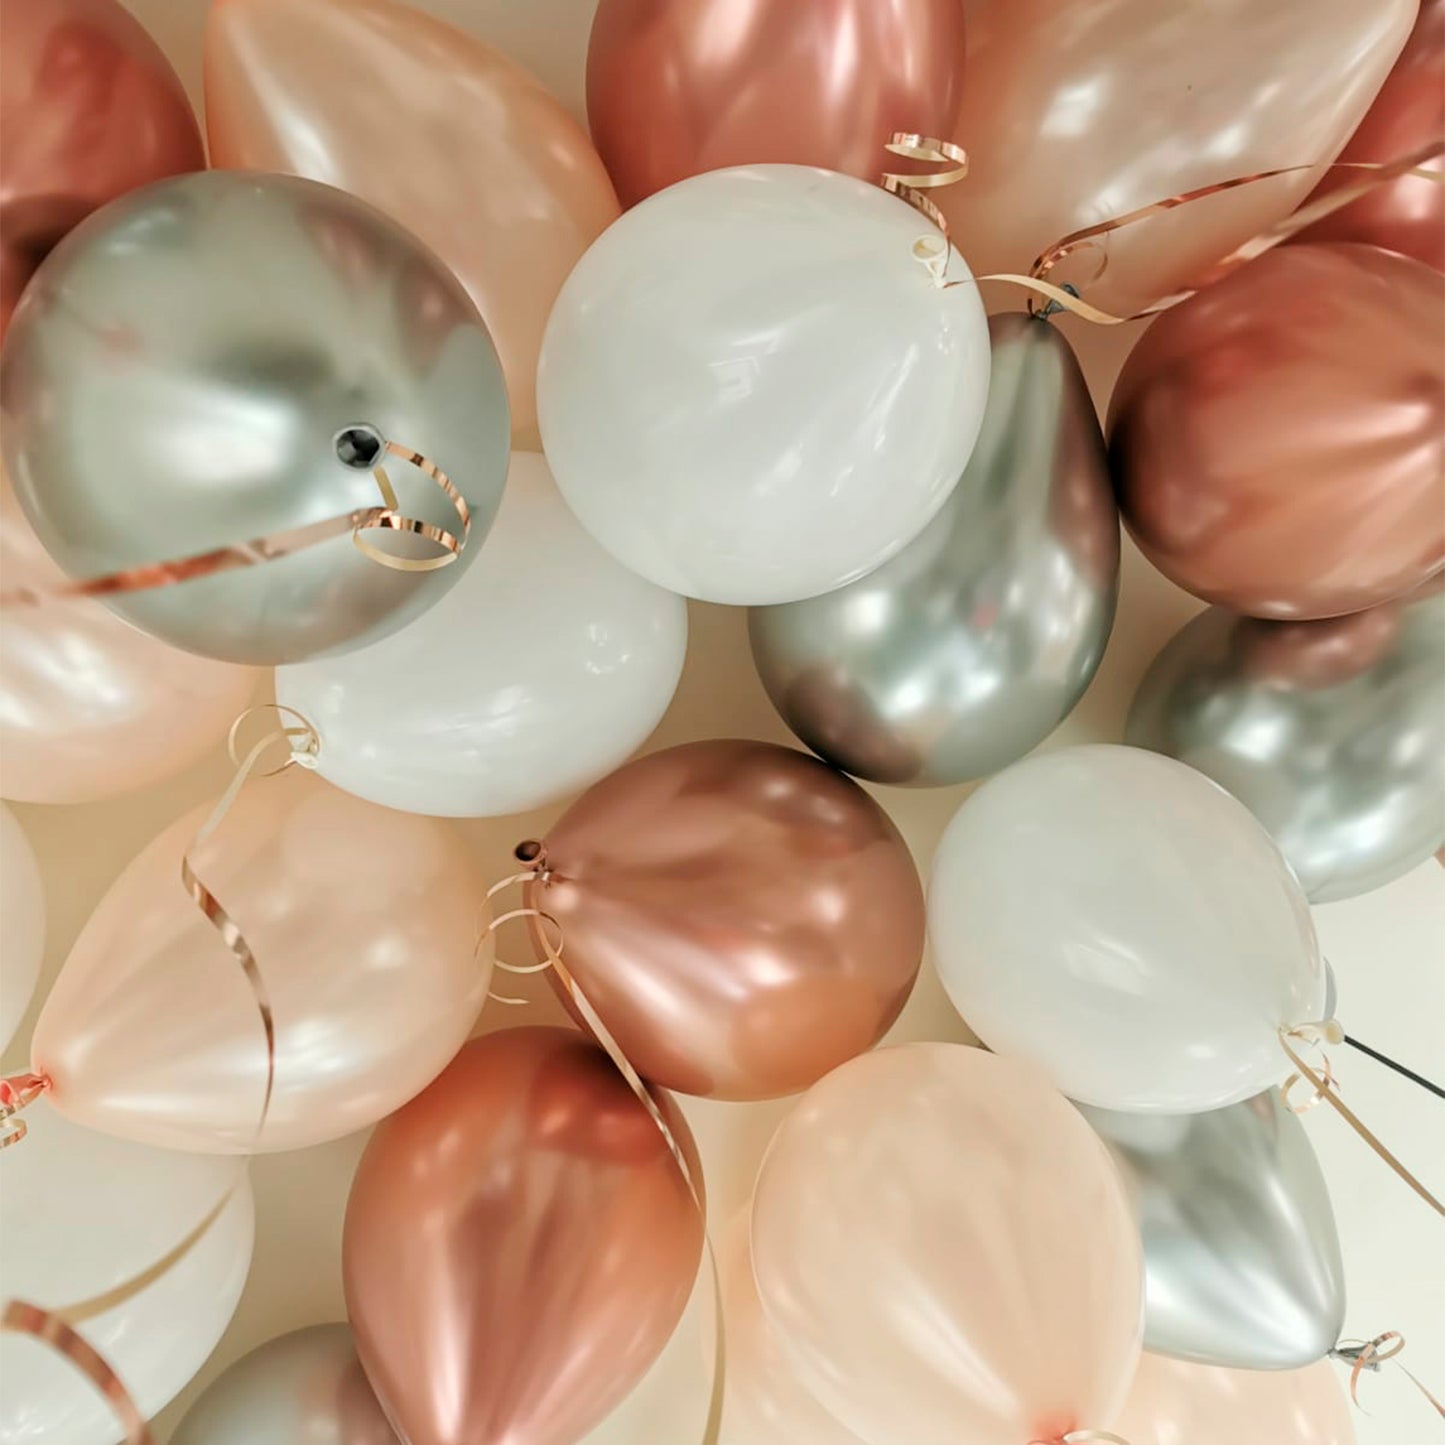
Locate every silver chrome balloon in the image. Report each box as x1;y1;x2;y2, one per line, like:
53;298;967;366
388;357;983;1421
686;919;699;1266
749;311;1118;785
1127;594;1445;901
172;1323;397;1445
0;171;509;665
1080;1091;1346;1371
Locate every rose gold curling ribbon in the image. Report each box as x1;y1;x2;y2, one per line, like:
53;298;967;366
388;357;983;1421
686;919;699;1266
1332;1332;1445;1418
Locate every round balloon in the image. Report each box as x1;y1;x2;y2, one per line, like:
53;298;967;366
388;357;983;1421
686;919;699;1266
0;802;44;1053
929;745;1328;1112
751;1043;1143;1445
1109;243;1443;621
525;739;925;1101
1127;596;1445;901
0;169;510;664
277;452;687;817
750;311;1117;785
29;765;494;1152
537;165;990;605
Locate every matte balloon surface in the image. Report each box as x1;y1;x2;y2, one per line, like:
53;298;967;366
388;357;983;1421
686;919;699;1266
0;803;44;1053
0;170;509;663
751;311;1117;784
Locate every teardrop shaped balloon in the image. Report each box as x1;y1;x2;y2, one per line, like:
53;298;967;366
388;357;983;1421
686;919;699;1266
1079;1091;1346;1370
750;311;1118;785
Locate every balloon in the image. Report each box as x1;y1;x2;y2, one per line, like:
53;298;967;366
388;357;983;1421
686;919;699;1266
538;165;990;605
0;169;509;665
343;1026;703;1445
172;1323;398;1445
1127;596;1445;902
1080;1091;1346;1370
29;765;493;1152
929;745;1328;1112
585;0;967;208
751;1043;1142;1445
525;739;925;1100
750;311;1117;786
0;803;44;1053
206;0;619;438
1114;1354;1355;1445
0;0;203;338
942;0;1415;313
1291;0;1444;271
1108;242;1444;621
277;453;686;818
0;1101;254;1444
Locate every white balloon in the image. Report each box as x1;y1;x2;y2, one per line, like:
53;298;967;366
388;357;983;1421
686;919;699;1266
277;452;687;817
538;165;991;605
0;804;44;1054
928;745;1328;1113
0;1102;254;1443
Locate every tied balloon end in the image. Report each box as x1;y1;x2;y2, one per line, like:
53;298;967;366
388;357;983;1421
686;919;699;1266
1331;1332;1445;1418
0;1071;52;1148
880;133;969;288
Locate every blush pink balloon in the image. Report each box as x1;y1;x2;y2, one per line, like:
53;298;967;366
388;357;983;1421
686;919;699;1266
29;766;493;1152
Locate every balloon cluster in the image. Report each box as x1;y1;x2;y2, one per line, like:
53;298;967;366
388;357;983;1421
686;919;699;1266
0;0;1440;1443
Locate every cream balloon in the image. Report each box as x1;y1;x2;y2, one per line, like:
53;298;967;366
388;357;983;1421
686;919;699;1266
538;165;990;605
277;453;687;817
0;1101;254;1444
0;803;44;1054
929;745;1328;1112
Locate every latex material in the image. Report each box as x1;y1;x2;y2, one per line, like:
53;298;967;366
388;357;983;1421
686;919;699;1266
538;165;990;605
528;739;925;1101
1080;1091;1346;1370
0;0;202;338
173;1324;398;1445
0;170;509;665
0;803;44;1053
929;745;1327;1112
943;0;1414;313
30;766;493;1153
750;312;1117;785
277;453;686;817
343;1027;703;1445
586;0;967;208
206;0;618;437
750;1044;1142;1445
0;1101;253;1444
1128;596;1445;902
1110;243;1444;621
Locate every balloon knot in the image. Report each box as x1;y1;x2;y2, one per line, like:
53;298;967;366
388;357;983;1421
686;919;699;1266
0;1072;51;1148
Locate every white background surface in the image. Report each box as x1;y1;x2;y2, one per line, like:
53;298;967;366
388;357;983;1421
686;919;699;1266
2;3;1441;1441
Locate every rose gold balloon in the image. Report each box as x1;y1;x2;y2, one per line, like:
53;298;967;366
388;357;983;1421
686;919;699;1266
1292;0;1444;271
30;766;493;1153
0;472;258;805
585;0;968;208
526;739;925;1101
343;1026;703;1445
206;0;619;437
1109;243;1444;620
0;0;202;338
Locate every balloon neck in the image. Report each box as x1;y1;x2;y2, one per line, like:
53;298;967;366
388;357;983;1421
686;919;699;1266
0;1071;52;1146
514;838;553;883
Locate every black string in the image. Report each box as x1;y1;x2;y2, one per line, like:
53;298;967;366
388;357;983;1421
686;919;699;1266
1344;1035;1445;1102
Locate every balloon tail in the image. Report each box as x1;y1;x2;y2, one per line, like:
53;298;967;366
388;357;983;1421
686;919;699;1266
0;1071;51;1149
1333;1333;1445;1418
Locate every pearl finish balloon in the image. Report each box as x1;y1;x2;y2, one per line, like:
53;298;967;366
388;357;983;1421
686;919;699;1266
1128;597;1445;902
929;746;1328;1113
527;739;925;1101
0;803;44;1054
1080;1092;1346;1371
29;766;494;1152
1110;243;1444;620
750;312;1117;785
173;1324;398;1445
943;0;1414;313
538;165;990;605
0;0;203;338
586;0;967;207
343;1027;704;1445
206;0;620;436
0;170;509;664
277;453;687;817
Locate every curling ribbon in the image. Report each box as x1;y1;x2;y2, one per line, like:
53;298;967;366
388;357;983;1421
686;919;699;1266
1332;1332;1445;1418
0;1071;48;1149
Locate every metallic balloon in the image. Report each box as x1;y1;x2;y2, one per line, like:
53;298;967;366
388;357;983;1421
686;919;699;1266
1079;1091;1346;1371
0;170;509;665
750;312;1118;786
1128;596;1445;901
172;1324;398;1445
